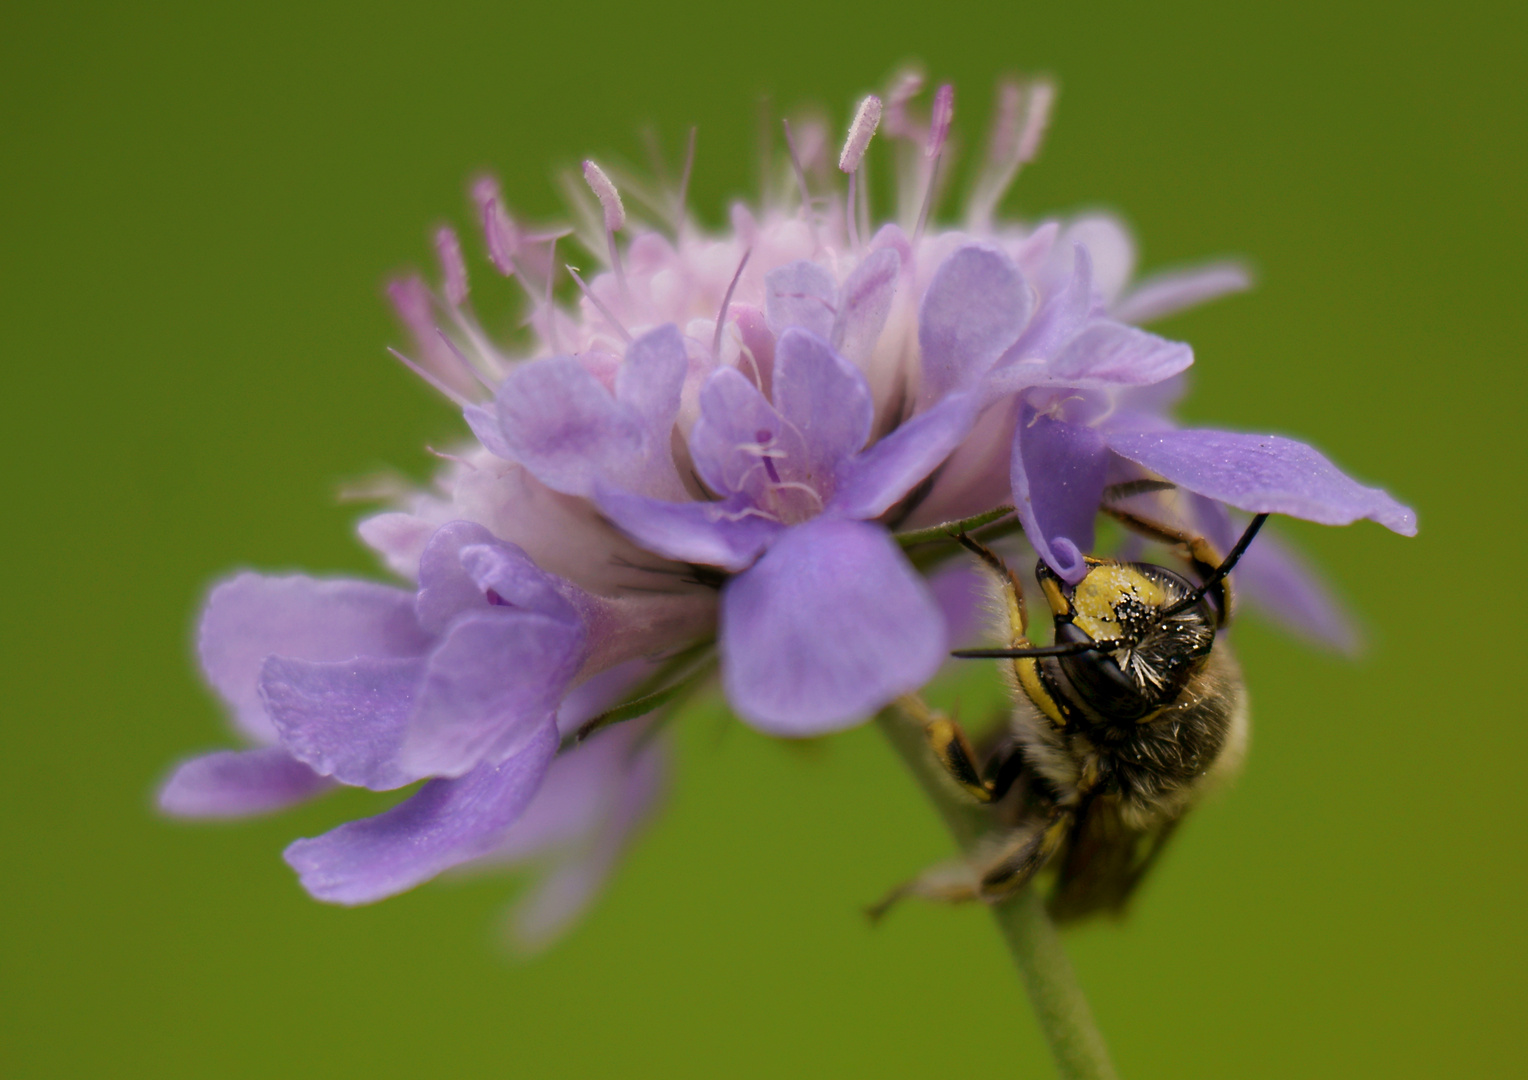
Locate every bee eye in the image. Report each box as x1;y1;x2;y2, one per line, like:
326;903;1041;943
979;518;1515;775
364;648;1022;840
1054;624;1157;723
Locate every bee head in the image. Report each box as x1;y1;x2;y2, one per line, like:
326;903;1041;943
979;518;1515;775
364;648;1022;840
1035;560;1218;723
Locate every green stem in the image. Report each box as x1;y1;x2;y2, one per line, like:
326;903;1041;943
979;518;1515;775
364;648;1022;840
875;708;1120;1080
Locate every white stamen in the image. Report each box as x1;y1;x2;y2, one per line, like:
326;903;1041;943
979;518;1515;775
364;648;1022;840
434;227;469;307
712;248;752;357
1016;79;1055;163
675;126;697;230
781;119;819;248
387;347;471;407
434;328;494;392
883;71;924;137
838;94;882;173
566;265;632;343
582;160;626;232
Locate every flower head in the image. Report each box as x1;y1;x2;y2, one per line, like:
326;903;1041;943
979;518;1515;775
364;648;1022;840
161;70;1414;939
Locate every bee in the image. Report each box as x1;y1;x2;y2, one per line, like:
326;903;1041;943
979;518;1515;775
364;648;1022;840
875;503;1269;922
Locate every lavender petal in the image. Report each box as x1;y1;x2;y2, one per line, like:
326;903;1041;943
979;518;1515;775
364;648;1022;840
283;721;559;905
594;485;782;571
399;609;586;780
495;356;644;497
831;391;977;520
764;260;838;341
687;367;795;503
462;402;516;461
415;521;498;635
1012;408;1111;583
831;248;901;364
1048;320;1194;386
772;328;875;477
260;655;425;790
198;574;431;744
1103;429;1418;534
157;748;334;818
1112;262;1252;325
720;518;945;735
918;243;1033;403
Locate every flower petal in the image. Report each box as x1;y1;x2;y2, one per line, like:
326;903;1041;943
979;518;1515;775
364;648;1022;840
616;323;687;428
157;748;333;818
764;259;837;341
918;243;1033;403
260;656;424;790
399;608;586;779
594;485;782;571
1103;429;1417;534
462;402;516;461
198;574;431;743
459;541;580;625
772;328;875;478
831;248;900;364
831;392;977;520
1048;320;1194;386
720;518;945;735
1112;262;1252;325
505;734;665;953
687;367;790;502
283;721;559;905
1012;408;1110;583
415;521;498;635
495;356;643;497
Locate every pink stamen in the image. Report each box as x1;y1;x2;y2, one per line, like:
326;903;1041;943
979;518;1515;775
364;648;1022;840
481;198;518;277
712;248;752;357
926;84;954;160
839;95;882;250
387;347;471;407
582;159;627;295
434;227;469;308
566;265;633;343
915;84;956;242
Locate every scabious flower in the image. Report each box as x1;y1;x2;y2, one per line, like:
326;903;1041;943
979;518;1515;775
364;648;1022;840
161;70;1414;941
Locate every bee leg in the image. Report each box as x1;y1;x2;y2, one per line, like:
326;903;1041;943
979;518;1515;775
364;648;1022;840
894;695;1023;804
975;807;1074;901
865;858;982;921
867;811;1070;921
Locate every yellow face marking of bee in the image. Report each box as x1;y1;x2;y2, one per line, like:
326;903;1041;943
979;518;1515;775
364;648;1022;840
1040;575;1071;618
1014;657;1068;728
1070;565;1167;642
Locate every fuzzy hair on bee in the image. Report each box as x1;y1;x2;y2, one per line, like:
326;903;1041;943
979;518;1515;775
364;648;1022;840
871;508;1267;923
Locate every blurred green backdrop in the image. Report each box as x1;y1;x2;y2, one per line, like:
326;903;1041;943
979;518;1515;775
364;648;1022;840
3;1;1523;1077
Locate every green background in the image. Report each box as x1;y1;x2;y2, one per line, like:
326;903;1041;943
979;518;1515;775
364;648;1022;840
4;2;1522;1076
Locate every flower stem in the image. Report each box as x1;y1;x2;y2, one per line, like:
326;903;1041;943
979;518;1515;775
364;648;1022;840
875;707;1119;1080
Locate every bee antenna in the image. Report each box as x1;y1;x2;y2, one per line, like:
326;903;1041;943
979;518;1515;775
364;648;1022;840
952;639;1129;661
1157;513;1270;622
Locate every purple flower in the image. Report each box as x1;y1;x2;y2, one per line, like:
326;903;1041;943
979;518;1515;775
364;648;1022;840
162;521;701;906
163;68;1416;933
